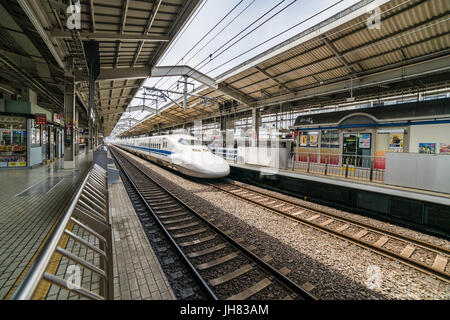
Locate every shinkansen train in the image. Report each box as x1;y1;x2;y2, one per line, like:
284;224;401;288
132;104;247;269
111;134;230;179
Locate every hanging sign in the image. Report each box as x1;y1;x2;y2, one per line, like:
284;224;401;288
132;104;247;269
35;114;47;125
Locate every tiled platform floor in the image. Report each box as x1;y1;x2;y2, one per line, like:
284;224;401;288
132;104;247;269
110;174;176;300
0;151;93;299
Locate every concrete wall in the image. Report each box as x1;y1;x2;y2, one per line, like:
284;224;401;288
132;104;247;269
409;123;450;154
385;152;450;193
238;146;288;169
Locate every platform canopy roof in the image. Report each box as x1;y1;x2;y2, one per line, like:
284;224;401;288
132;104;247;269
119;0;450;138
0;0;202;136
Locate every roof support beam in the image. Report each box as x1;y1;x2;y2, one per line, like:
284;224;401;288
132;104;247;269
126;105;157;113
117;118;139;125
50;31;169;42
217;83;255;107
322;37;359;73
158;113;186;122
89;0;96;32
96;95;135;103
256;54;450;108
98;103;129;110
115;0;130;68
99;111;125;117
120;0;130;33
76;67;149;81
254;66;293;93
151;65;218;89
77;66;217;86
133;0;163;66
81;85;140;92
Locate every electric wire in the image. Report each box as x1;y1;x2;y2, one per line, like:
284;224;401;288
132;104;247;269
121;0;444;136
153;0;250;90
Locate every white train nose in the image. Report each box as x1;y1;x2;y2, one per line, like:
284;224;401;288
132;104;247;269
189;153;230;178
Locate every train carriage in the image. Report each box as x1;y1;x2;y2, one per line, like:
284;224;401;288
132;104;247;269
112;134;230;179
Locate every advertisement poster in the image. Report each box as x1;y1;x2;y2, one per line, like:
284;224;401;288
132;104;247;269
389;133;403;149
309;134;318;147
419;143;436;154
300;135;308;146
358;134;371;148
439;143;450;155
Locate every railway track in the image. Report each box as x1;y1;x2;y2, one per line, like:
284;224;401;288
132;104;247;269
110;147;316;300
210;181;450;283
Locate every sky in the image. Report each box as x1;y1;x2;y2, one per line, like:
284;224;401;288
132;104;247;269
112;0;362;136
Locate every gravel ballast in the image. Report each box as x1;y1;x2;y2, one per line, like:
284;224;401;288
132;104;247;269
119;149;450;300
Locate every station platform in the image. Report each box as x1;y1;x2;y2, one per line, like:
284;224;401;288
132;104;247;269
109;170;176;300
0;147;176;300
0;151;93;299
228;162;450;237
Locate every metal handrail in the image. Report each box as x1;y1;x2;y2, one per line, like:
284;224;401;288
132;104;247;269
11;164;113;300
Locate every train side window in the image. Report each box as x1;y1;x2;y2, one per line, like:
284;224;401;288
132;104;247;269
179;138;189;145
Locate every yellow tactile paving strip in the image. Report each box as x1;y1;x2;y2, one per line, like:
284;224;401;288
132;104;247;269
31;221;75;300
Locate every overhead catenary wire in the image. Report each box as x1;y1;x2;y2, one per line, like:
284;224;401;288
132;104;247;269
206;0;346;74
154;0;209;71
163;0;296;93
163;0;417;110
127;0;291;120
223;13;449;100
122;0;445;136
114;0;210;131
154;0;251;90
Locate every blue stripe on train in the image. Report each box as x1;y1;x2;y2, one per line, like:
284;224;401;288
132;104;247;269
123;145;173;156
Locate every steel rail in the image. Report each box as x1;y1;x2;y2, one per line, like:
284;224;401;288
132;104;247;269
110;147;218;300
220;181;450;255
211;181;450;283
110;146;317;300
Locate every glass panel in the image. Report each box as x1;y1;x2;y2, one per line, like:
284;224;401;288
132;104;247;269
1;130;11;146
0;120;27;167
179;138;205;146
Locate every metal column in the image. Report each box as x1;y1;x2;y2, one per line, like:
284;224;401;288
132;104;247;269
89;120;93;151
251;107;261;148
64;72;76;169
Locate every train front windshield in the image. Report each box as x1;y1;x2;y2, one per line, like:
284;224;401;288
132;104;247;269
178;138;207;146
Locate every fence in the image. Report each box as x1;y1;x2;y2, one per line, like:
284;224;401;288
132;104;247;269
11;163;113;300
289;152;385;182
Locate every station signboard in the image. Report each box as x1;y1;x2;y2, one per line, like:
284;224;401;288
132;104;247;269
35;114;47;125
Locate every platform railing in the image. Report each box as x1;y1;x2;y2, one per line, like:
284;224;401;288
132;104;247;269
11;164;113;300
289;152;385;183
